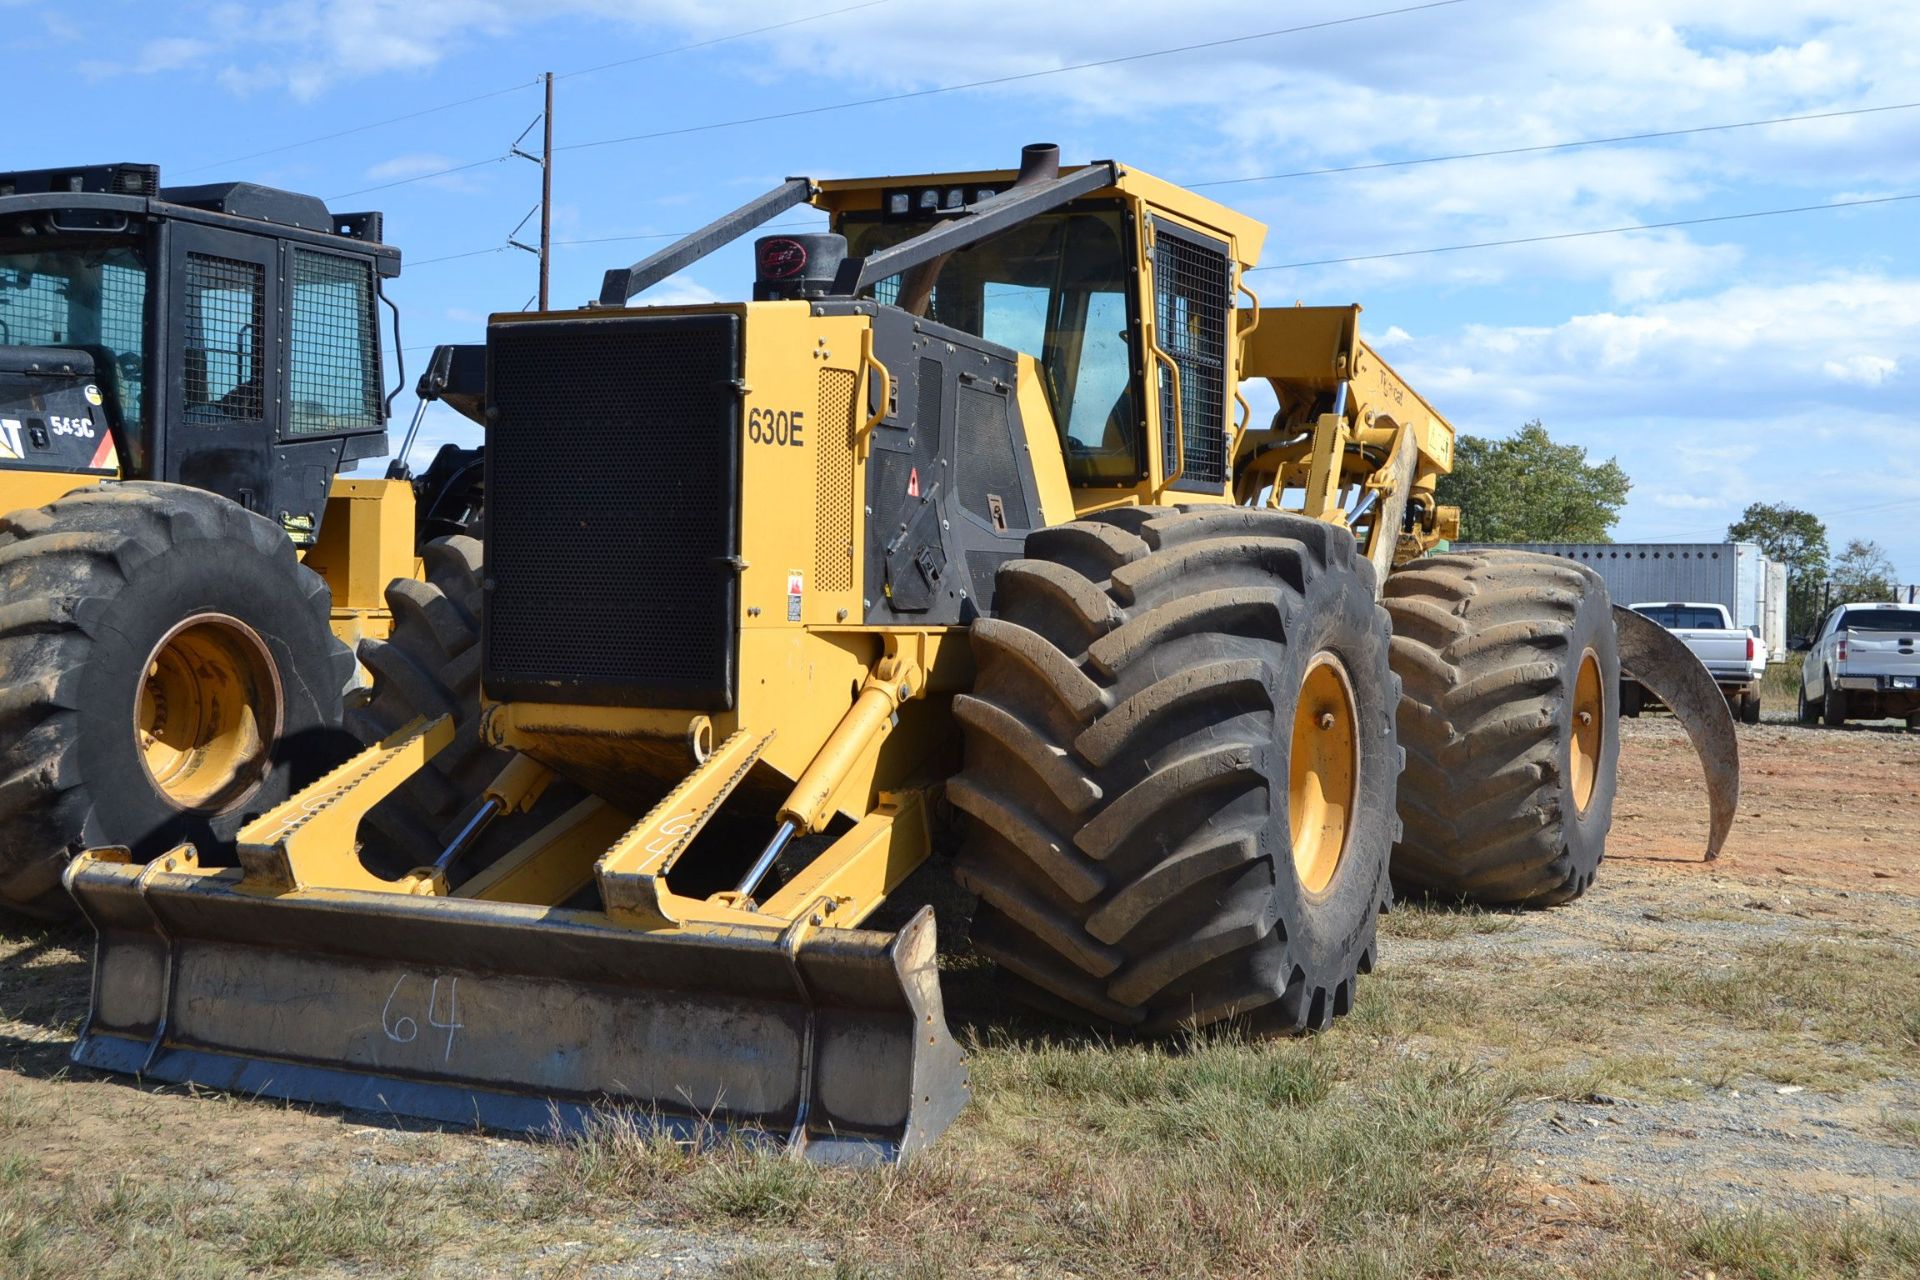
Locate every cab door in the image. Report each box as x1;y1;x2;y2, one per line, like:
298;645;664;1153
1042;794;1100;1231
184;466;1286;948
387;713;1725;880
161;222;281;514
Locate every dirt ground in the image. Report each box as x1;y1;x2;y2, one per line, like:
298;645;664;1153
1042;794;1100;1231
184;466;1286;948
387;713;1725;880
1507;715;1920;1217
2;714;1917;1277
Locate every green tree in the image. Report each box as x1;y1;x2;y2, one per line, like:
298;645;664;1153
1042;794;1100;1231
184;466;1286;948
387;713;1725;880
1828;537;1899;603
1727;502;1829;637
1437;420;1631;542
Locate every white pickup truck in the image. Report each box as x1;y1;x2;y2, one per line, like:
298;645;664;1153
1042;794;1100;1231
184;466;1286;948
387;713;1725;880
1796;601;1920;728
1621;601;1766;724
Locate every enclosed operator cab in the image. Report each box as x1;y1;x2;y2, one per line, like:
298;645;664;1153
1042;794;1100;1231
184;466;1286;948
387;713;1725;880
0;162;399;545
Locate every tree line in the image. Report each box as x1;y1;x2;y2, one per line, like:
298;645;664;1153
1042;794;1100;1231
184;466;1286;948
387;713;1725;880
1437;422;1901;636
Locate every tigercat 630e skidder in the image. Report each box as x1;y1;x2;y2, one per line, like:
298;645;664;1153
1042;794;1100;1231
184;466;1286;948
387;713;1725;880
65;146;1737;1162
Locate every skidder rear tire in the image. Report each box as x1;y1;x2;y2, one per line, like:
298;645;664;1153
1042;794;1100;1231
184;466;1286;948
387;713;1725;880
343;535;510;875
1384;550;1618;907
951;506;1399;1034
0;482;353;919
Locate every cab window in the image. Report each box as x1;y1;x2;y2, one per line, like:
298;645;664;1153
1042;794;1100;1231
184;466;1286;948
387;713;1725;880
0;244;148;425
288;249;381;435
846;207;1142;486
183;252;265;421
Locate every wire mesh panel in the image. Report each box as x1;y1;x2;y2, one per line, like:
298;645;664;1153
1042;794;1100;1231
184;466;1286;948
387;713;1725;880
289;250;381;434
1151;219;1229;489
485;312;742;709
184;253;265;420
0;268;72;343
814;367;857;591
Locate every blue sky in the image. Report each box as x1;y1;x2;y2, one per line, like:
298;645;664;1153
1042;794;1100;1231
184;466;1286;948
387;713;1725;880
22;0;1919;579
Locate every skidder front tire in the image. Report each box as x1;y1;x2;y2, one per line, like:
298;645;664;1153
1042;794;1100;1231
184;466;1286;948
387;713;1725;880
950;506;1399;1034
0;482;353;918
343;535;511;875
1384;550;1618;908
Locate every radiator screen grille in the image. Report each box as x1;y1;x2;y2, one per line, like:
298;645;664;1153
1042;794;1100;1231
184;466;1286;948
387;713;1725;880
813;367;857;592
1152;220;1229;488
483;312;741;708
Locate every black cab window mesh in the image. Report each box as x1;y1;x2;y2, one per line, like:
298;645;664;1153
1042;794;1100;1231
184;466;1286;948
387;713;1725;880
289;250;381;434
1151;219;1229;488
184;252;264;420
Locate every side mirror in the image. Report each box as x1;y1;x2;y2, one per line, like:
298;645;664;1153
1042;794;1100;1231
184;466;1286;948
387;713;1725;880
1789;634;1813;652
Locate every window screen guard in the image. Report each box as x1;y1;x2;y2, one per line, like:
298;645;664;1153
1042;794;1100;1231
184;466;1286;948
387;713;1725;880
184;252;265;421
289;249;381;435
1150;218;1230;490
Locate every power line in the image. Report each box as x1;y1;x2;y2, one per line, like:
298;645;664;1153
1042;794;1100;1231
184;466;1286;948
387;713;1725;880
405;192;1918;278
1251;191;1920;270
359;0;1466;197
559;0;1467;154
1191;100;1920;189
330;154;517;201
558;0;891;80
408;245;513;267
403;218;825;269
186;0;891;181
178;80;540;177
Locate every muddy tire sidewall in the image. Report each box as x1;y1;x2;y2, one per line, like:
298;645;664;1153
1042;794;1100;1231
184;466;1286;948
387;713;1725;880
71;541;342;860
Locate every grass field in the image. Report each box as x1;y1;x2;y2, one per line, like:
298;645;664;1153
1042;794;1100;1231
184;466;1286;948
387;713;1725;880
1760;653;1805;712
4;879;1916;1279
2;720;1917;1278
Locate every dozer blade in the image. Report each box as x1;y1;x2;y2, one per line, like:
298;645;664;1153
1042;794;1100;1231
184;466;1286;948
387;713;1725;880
64;853;968;1164
1612;604;1740;860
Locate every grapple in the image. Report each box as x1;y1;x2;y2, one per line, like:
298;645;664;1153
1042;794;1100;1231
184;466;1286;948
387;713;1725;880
1612;604;1741;859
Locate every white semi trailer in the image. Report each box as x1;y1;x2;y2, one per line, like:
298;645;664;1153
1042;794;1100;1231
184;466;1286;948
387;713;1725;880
1458;541;1787;660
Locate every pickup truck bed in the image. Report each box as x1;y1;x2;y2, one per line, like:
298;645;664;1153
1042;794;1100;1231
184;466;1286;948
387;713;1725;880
1802;603;1920;726
1622;601;1765;723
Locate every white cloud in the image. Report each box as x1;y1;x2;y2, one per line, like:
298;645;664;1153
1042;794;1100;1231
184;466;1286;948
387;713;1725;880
1822;354;1898;385
366;153;461;181
1646;492;1725;511
103;1;1914;568
82;34;214;77
1389;272;1920;571
633;274;721;306
360;152;493;193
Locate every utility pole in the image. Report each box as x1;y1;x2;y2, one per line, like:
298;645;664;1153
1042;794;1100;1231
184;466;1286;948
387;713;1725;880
539;71;553;310
509;72;555;309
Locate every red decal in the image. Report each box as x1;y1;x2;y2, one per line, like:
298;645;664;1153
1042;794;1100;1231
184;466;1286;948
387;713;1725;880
758;237;809;280
90;433;118;471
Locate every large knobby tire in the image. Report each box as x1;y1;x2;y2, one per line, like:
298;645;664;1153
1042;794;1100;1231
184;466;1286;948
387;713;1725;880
0;481;354;918
343;535;512;876
1384;550;1619;908
950;506;1399;1035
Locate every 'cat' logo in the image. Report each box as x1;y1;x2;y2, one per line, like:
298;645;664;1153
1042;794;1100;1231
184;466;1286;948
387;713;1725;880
0;419;21;461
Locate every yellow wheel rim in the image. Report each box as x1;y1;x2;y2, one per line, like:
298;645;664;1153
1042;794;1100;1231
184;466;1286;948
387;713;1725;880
1290;653;1359;896
1570;648;1603;815
136;614;282;812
